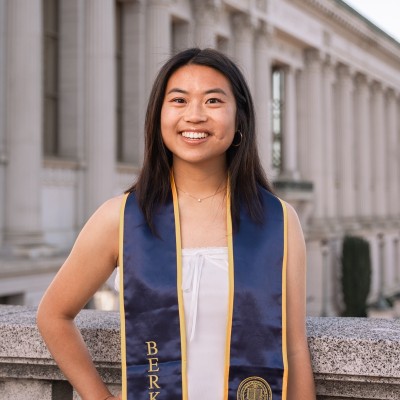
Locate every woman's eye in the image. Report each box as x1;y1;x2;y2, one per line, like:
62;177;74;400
171;98;186;104
206;98;222;104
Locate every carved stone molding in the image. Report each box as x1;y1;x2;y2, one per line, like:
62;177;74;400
147;0;170;6
386;87;396;98
255;20;274;43
353;72;369;87
371;80;383;93
231;12;255;36
191;0;222;22
256;0;268;13
304;48;322;66
336;63;355;78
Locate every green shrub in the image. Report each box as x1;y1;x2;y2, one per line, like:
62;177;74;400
341;235;371;317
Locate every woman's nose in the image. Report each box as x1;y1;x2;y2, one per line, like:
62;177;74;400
183;102;207;123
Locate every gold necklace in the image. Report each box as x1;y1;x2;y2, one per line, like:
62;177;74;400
177;185;226;202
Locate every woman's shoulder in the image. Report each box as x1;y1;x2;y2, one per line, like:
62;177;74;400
66;194;127;270
100;193;127;214
85;194;127;233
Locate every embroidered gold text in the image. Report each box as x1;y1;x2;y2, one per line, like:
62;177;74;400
146;341;160;399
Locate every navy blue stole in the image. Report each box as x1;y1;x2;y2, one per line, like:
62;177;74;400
118;181;288;400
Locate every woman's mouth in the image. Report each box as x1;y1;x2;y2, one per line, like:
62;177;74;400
180;131;209;140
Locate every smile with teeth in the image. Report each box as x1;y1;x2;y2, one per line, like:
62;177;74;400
181;131;209;139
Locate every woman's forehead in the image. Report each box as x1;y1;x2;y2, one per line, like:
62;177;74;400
166;64;233;95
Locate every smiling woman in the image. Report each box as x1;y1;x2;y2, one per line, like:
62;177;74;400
37;48;316;400
161;65;236;170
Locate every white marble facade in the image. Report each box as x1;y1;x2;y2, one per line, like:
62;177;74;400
0;0;399;315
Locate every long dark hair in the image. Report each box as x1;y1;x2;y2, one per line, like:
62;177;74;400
128;48;273;232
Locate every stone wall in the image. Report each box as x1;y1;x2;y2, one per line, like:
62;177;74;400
0;305;399;399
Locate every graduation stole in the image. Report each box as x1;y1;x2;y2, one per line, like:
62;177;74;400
118;178;288;400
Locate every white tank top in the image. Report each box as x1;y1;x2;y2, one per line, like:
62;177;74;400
114;247;229;399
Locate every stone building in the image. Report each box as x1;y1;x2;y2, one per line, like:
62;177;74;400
0;0;399;315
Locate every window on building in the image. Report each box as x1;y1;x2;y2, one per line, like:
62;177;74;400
217;36;230;55
272;67;285;173
172;18;189;55
116;1;124;162
43;0;60;156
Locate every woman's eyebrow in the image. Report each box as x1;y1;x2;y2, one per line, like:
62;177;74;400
166;88;187;95
166;87;228;96
204;88;228;96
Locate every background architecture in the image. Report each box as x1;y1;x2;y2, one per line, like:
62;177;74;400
0;0;399;315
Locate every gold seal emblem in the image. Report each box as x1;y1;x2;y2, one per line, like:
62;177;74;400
237;376;272;400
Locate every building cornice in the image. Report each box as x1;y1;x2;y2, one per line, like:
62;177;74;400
287;0;400;63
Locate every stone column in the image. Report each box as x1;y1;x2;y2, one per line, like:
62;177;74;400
0;0;6;246
398;96;400;220
58;0;86;228
398;95;400;219
354;74;372;219
335;64;356;220
146;0;171;96
322;59;337;220
370;82;387;218
281;65;299;179
386;89;399;219
192;0;218;49
122;1;147;165
58;0;85;160
232;13;254;92
303;49;324;221
254;27;272;174
296;68;307;177
4;0;43;245
84;0;116;217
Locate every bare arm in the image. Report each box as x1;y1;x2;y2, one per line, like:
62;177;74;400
285;202;316;400
37;196;124;400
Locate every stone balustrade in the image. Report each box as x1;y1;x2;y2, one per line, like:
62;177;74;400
0;305;399;399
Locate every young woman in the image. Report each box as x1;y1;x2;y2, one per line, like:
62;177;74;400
37;48;316;400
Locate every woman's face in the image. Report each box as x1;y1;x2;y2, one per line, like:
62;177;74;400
161;64;237;167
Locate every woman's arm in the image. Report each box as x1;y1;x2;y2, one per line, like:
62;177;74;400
37;196;124;400
285;202;316;400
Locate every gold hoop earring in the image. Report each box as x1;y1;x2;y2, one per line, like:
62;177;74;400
232;130;243;147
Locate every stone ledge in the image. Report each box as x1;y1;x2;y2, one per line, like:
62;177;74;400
308;317;400;399
0;306;399;399
0;306;120;365
307;317;400;377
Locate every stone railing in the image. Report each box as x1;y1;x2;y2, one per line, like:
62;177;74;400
0;305;399;399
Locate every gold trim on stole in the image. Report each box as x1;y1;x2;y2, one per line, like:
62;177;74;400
119;193;129;400
172;174;233;399
224;184;235;399
171;175;189;400
278;198;289;399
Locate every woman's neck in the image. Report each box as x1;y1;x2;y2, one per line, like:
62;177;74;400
172;158;228;197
